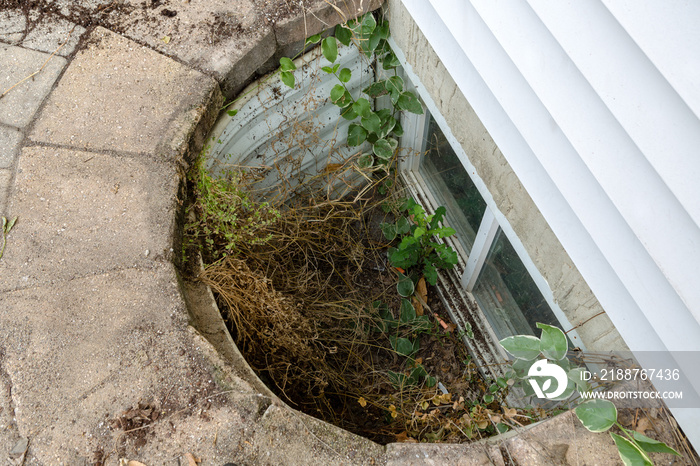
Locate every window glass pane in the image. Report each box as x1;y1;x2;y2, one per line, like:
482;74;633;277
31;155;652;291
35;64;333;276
472;229;561;339
419;116;487;253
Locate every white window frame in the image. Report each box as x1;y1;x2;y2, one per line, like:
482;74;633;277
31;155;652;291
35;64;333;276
390;39;586;353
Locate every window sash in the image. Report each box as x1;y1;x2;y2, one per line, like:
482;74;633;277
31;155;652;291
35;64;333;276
400;107;584;346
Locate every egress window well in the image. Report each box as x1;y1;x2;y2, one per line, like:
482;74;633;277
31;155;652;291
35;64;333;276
205;39;584;368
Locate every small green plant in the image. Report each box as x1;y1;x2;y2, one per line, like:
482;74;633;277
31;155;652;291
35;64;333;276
1;215;17;259
278;13;423;170
371;299;437;389
500;323;680;465
381;198;458;288
184;153;280;262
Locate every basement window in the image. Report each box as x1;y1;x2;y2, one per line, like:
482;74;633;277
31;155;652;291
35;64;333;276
399;87;581;349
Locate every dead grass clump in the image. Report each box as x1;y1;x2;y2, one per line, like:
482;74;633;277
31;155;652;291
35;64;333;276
201;258;328;398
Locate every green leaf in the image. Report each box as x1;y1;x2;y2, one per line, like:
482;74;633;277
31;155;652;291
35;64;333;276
321;66;334;73
397;91;424;114
322;36;338;63
537;323;568;361
359;13;377;36
413;226;426;238
373;139;394;160
378;115;396;139
610;433;653;466
352;98;372;118
279;57;296;71
408;365;427;384
375;20;390;40
380;222;397;241
382;51;400;70
335;25;353;46
423;263;437;286
361;112;381;133
340;104;358;120
330;84;346;104
305;33;322;45
396;217;410;234
227;109;238;117
425;375;437;387
575;400;617;433
347;124;368;146
432;226;456;239
399;299;416;323
397;273;415;297
547;378;576;401
568;367;590;393
358;153;373;169
280;71;295;88
368;27;383;53
386;76;404;95
393;121;404;137
496;423;509;434
391;336;417;357
631;432;681;456
499;335;541;360
512;358;537;378
483;394;494;404
332;63;340;73
338;67;352;83
363;82;388;98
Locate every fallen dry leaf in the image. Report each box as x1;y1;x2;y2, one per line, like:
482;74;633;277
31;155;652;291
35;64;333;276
412;296;424;316
503;407;518;420
634;416;653;434
185;452;199;466
394;431;417;443
127;461;147;466
417;277;427;301
358;397;367;408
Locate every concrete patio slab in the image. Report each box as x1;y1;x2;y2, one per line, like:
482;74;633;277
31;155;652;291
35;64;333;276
0;146;179;292
0;44;66;128
0;168;11;214
0;124;21;169
0;264;261;463
21;11;86;57
0;9;24;44
30;27;217;155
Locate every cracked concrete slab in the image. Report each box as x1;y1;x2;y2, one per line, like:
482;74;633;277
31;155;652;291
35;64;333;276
0;168;11;214
0;264;261;463
0;9;25;44
0;44;67;128
0;124;22;169
0;146;180;292
30;27;218;155
22;11;86;57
